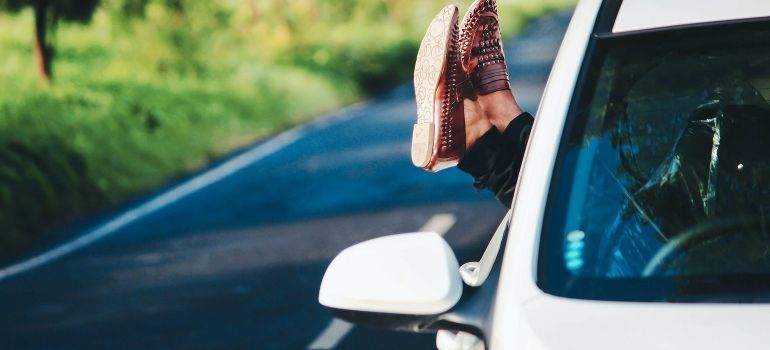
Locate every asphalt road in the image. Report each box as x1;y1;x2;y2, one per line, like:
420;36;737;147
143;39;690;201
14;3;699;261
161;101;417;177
0;12;569;350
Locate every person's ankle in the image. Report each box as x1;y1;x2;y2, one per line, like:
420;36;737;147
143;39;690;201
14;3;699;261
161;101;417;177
478;90;523;132
464;99;493;149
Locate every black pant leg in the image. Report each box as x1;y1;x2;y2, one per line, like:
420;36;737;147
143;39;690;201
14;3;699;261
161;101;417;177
458;112;534;208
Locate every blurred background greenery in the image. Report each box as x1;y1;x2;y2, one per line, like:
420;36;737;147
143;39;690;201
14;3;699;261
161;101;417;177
0;0;574;261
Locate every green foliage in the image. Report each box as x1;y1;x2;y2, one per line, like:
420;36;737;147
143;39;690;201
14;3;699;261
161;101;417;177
284;34;419;94
0;0;99;23
0;0;24;12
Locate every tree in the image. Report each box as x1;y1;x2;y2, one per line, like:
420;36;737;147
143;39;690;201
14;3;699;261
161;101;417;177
0;0;100;82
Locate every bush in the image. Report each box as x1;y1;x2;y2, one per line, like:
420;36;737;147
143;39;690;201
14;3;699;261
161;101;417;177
0;138;100;254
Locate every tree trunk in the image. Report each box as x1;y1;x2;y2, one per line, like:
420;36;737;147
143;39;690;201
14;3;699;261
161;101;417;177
247;0;259;22
33;0;52;83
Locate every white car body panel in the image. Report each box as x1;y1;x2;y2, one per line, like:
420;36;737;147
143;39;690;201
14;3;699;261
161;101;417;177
614;0;770;33
488;0;603;348
524;295;770;350
490;0;770;349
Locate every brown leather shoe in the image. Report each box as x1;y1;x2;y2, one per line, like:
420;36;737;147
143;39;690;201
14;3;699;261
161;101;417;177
412;5;468;172
459;0;511;96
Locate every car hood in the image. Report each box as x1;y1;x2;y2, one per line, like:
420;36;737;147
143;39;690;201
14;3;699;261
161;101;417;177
521;293;770;350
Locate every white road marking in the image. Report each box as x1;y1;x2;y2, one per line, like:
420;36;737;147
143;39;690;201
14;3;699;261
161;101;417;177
0;103;368;281
307;213;458;349
307;319;354;350
419;213;457;236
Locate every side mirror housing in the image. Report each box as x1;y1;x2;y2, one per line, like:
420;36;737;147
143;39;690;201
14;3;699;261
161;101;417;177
318;232;462;330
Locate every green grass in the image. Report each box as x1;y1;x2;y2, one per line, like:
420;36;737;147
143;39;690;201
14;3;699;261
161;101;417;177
0;0;575;260
0;75;353;257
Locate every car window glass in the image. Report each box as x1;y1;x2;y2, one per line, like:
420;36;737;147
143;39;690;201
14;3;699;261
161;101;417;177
538;23;770;301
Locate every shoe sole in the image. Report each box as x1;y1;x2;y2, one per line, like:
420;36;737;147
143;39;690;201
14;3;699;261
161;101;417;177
412;5;459;169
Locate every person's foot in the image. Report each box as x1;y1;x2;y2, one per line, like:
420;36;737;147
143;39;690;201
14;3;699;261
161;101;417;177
459;0;510;96
412;5;468;172
459;0;523;132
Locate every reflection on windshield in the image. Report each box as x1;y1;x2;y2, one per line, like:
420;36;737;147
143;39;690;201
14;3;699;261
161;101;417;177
539;23;770;301
598;103;770;278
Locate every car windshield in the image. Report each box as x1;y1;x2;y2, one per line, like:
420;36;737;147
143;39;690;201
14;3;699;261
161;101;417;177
538;21;770;302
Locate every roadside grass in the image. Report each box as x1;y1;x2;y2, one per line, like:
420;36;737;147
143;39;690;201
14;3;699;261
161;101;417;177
0;0;574;261
0;76;353;257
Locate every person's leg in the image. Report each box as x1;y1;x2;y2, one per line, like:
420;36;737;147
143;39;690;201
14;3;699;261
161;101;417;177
457;0;533;207
411;0;533;207
462;89;532;208
458;110;533;208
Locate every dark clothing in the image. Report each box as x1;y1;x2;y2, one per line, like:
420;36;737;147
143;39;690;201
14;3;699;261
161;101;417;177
458;112;534;208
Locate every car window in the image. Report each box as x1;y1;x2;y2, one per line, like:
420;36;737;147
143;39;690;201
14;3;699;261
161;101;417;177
538;21;770;301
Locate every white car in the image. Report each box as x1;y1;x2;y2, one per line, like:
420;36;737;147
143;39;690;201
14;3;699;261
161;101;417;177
319;0;770;349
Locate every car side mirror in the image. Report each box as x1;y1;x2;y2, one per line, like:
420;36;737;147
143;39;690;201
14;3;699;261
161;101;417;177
318;232;463;330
